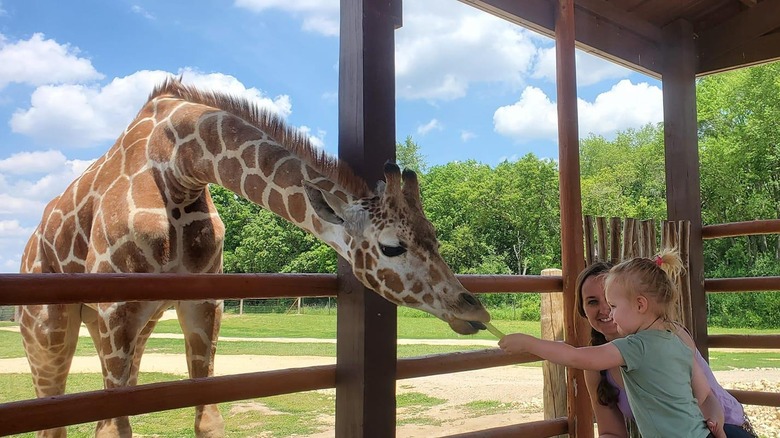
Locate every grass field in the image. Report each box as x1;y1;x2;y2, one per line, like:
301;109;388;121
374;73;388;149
1;316;777;368
1;315;777;437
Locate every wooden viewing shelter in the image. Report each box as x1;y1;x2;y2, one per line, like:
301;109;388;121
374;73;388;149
2;0;780;437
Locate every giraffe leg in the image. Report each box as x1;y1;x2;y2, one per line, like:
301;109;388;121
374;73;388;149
92;303;157;438
18;304;81;438
175;300;225;438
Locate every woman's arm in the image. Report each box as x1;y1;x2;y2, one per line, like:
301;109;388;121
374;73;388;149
676;324;729;436
498;333;624;371
584;369;628;438
692;357;726;438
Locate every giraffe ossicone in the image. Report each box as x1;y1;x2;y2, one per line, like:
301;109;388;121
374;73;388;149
17;78;490;437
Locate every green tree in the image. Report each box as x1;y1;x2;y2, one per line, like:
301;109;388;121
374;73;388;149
696;62;780;327
579;124;667;220
396;135;428;174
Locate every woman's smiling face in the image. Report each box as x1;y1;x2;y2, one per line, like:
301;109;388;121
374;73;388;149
580;275;620;340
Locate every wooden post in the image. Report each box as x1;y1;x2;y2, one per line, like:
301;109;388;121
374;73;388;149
337;0;402;436
541;268;566;437
554;0;591;436
239;299;244;315
661;19;708;358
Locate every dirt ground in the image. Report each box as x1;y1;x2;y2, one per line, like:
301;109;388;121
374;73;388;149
1;352;778;437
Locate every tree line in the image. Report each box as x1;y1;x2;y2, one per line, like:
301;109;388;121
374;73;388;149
211;61;780;328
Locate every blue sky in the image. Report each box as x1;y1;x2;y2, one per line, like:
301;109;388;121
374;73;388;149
0;0;663;272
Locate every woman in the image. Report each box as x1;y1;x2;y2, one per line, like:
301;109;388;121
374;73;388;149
502;251;725;437
575;261;757;438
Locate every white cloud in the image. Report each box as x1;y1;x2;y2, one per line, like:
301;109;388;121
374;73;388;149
460;130;476;142
0;220;31;273
0;153;95;216
10;69;292;148
0;33;103;90
298;125;327;149
0;149;95;273
234;0;339;36
0;193;47;216
531;47;631;87
494;86;558;142
494;80;663;142
0;220;34;238
396;1;537;101
0;150;68;175
131;5;156;20
235;0;539;102
417;119;443;136
578;80;663;136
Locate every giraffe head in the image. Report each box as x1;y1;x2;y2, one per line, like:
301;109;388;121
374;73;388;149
304;162;490;334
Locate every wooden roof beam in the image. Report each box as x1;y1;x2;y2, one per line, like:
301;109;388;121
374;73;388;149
698;30;780;75
697;0;780;72
459;0;663;78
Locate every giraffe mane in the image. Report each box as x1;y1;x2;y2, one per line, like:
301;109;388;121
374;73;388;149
147;77;372;198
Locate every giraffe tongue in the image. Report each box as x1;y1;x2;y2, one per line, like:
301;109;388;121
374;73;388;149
468;321;487;331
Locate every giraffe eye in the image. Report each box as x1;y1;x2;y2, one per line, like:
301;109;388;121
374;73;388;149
379;243;407;257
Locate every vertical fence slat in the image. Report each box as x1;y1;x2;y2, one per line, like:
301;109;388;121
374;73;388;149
584;216;595;266
597;217;608;262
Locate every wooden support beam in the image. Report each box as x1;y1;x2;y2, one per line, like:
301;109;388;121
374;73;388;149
661;19;709;358
458;0;662;77
337;0;400;436
554;1;592;437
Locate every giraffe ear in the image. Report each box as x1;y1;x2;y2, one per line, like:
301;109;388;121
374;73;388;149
303;181;345;225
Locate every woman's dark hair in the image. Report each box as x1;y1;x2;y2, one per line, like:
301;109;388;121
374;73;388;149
574;261;619;407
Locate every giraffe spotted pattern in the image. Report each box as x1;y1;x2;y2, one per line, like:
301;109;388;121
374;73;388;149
18;79;490;437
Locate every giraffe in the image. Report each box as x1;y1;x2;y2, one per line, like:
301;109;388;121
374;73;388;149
17;78;491;437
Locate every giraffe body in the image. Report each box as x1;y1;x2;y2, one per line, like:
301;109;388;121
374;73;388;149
18;79;490;437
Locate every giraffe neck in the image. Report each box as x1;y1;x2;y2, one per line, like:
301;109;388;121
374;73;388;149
160;99;355;259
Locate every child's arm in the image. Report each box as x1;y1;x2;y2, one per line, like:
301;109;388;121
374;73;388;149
498;333;624;371
691;358;726;438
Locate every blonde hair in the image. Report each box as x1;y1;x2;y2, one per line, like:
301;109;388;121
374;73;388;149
605;248;685;324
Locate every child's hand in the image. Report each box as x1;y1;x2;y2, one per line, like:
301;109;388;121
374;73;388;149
497;333;532;354
706;420;726;438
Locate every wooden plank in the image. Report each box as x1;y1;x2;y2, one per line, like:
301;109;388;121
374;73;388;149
0;273;562;306
705;276;780;292
650;219;657;256
540;268;566;435
708;334;780;349
729;389;780;407
584;215;595;266
609;217;621;264
553;2;591;437
697;0;780;68
678;221;693;333
337;0;400;435
458;275;563;293
576;0;662;42
397;349;541;379
662;19;708;356
443;418;569;438
458;0;662;78
699;31;780;76
596;217;608;262
702;219;780;239
621;217;635;259
0;367;336;436
0;273;338;304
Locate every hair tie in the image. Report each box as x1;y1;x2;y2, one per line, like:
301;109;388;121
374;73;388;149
654;255;663;267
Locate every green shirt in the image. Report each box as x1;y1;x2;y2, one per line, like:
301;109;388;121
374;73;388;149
612;329;710;438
